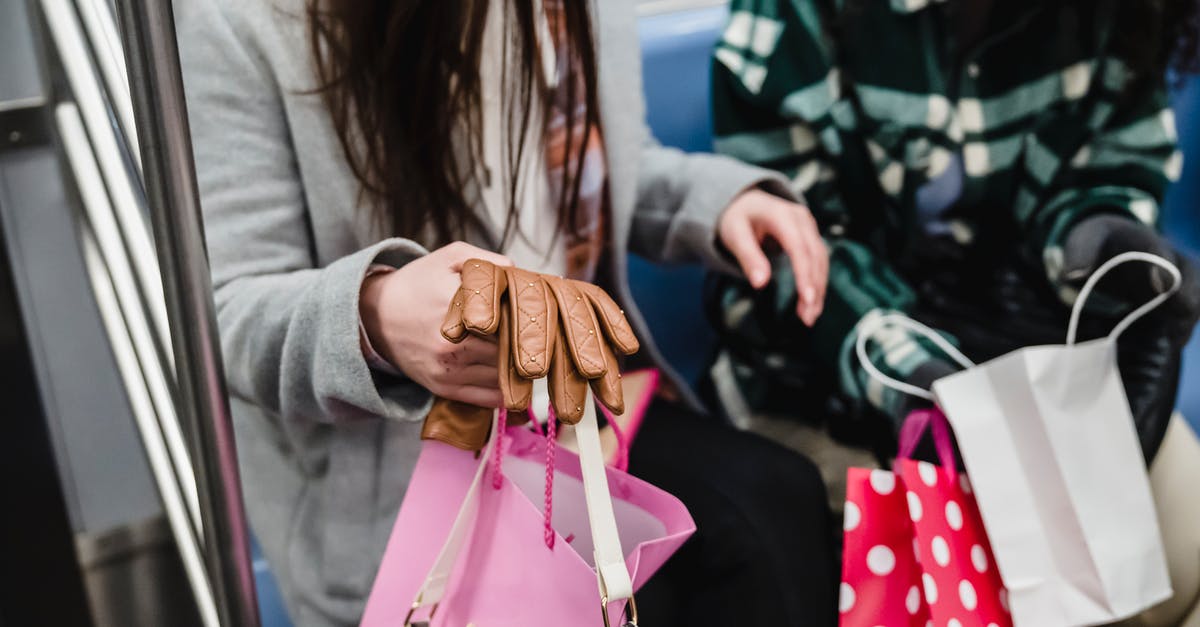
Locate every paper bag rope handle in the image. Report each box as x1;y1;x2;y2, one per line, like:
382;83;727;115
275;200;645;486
1066;251;1182;345
854;312;975;401
856;253;1184;401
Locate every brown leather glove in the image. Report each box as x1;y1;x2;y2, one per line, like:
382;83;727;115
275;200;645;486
425;259;639;449
542;275;639;422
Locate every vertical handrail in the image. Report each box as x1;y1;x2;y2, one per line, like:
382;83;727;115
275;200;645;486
66;102;217;624
39;0;200;539
57;103;213;619
74;0;141;173
38;0;172;362
113;1;260;626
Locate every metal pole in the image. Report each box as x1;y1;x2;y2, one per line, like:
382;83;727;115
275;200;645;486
112;1;260;626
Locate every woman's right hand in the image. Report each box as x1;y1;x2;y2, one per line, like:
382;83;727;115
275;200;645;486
359;242;512;407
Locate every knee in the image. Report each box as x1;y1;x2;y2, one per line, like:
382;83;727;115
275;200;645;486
735;435;830;509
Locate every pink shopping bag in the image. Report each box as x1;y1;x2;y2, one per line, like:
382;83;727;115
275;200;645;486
841;408;1011;627
360;385;694;627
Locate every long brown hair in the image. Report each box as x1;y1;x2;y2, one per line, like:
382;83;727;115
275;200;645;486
306;0;600;245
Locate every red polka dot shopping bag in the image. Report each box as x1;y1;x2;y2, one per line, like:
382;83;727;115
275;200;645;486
841;408;1011;627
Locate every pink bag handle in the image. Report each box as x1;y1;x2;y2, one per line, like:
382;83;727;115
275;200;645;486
898;408;957;473
599;368;659;473
598;404;633;473
522;402;561;549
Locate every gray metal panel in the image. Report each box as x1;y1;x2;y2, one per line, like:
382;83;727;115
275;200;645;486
0;0;161;533
0;144;162;533
0;0;43;103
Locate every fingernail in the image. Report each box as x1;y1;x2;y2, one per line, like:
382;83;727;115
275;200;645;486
803;287;816;304
751;269;768;287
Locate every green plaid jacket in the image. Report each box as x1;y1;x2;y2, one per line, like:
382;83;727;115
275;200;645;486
710;0;1183;418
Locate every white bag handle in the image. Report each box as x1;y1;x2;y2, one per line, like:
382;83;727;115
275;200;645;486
405;381;633;625
1066;251;1183;345
575;390;637;607
856;252;1183;401
854;311;975;401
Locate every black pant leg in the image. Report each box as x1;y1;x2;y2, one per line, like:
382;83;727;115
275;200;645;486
627;400;839;627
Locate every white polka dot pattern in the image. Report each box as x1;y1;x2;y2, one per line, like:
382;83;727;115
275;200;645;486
960;580;978;610
897;454;1012;626
844;501;861;532
923;573;939;604
971;545;988;573
907;491;923;522
839;467;931;625
945;501;963;530
839;444;1011;627
867;545;897;575
917;461;938;486
931;536;950;567
869;469;896;495
839;582;856;613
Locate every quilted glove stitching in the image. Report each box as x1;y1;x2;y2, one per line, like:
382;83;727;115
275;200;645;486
514;282;549;365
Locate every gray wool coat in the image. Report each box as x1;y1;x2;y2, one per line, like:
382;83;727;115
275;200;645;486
177;0;791;624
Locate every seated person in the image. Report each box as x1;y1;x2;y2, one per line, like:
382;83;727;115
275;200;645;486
178;0;837;624
707;0;1200;460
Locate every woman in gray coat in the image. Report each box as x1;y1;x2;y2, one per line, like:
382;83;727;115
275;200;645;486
178;0;837;624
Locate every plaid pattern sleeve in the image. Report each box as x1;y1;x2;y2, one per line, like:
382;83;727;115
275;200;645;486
711;0;846;219
710;0;1183;420
1035;83;1182;300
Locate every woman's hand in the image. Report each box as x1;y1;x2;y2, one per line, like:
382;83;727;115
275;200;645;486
717;188;829;325
359;242;512;407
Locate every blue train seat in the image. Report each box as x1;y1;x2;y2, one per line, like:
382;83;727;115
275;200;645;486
251;537;289;627
1164;77;1200;432
629;4;730;388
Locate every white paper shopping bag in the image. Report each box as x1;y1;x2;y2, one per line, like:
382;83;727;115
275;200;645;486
930;252;1177;626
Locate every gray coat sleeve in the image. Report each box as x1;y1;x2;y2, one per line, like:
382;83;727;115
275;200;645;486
178;0;432;424
630;135;798;275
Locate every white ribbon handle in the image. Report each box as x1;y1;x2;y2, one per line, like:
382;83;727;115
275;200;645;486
854;312;975;401
575;395;635;603
407;381;632;623
1066;251;1183;345
406;413;499;622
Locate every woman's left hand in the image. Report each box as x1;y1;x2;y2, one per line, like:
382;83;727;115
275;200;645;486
717;188;828;326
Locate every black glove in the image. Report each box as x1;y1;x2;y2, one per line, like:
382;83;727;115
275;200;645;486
1061;214;1200;347
915;255;1182;463
885;357;958;432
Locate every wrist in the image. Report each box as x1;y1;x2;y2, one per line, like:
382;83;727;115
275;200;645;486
359;270;396;367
